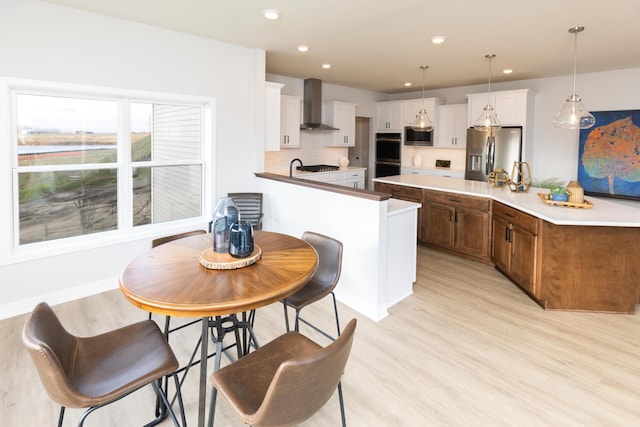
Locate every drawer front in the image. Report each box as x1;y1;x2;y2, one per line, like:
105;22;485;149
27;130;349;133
493;201;538;234
391;185;422;202
375;183;422;202
424;190;490;211
345;170;365;179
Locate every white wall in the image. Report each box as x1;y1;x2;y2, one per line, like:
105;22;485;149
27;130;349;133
0;0;266;317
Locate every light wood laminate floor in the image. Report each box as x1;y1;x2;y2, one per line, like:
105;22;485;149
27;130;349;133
3;245;640;426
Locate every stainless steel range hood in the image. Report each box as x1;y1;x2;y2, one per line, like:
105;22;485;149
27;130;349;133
300;78;338;131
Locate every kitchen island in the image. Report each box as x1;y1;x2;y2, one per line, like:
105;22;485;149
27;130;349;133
374;174;640;314
255;172;419;321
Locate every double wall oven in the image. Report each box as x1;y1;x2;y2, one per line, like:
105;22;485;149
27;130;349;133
375;132;401;178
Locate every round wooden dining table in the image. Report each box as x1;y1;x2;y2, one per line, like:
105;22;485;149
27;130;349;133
119;230;318;427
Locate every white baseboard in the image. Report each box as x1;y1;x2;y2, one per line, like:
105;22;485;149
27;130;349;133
0;277;119;320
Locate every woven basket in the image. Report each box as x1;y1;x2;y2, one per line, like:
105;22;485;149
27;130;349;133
567;181;584;204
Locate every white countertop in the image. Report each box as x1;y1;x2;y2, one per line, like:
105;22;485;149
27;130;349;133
387;198;421;216
374;175;640;227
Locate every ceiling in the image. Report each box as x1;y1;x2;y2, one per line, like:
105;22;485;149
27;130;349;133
46;0;640;94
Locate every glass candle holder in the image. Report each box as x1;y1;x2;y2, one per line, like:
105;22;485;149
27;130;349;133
212;197;239;253
229;221;254;258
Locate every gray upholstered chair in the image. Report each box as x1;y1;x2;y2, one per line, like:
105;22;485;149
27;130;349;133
228;192;263;230
22;302;186;427
282;231;343;341
209;318;356;426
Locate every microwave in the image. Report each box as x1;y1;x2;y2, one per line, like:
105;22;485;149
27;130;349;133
404;126;433;146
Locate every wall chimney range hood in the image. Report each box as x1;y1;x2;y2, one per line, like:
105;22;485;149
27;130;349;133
300;78;338;131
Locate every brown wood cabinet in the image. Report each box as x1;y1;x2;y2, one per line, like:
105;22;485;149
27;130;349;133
374;182;423;238
491;201;640;313
491;201;539;297
422;190;491;262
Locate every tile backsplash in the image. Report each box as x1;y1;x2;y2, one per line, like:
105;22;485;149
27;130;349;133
403;146;465;170
265;132;348;173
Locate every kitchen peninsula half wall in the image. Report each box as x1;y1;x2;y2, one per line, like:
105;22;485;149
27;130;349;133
255;173;419;321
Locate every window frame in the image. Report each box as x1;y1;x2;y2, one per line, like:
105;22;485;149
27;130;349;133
0;77;215;265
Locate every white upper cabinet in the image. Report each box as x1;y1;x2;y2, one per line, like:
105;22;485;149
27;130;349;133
466;89;532;127
403;98;439;128
376;101;403;132
265;82;284;151
467;88;536;162
280;95;302;148
324;101;356;146
437;103;468;148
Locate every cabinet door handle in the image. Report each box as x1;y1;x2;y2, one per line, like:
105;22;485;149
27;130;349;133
449;210;453;222
505;227;510;242
454;211;458;223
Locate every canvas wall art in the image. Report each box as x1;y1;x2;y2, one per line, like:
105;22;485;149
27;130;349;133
578;110;640;201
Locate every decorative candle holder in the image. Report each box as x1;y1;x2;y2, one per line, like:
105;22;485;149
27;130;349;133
508;161;532;193
567;180;585;204
212;197;239;253
487;168;511;188
229;221;254;258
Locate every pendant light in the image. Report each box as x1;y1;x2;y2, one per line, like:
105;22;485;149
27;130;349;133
411;65;434;132
473;54;501;131
553;26;595;129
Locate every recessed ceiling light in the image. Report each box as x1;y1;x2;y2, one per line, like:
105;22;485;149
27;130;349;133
297;45;309;52
503;69;513;74
431;36;446;44
322;64;331;69
263;9;280;20
404;82;412;87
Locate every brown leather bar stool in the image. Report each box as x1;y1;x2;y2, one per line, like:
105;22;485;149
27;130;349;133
209;318;357;427
22;302;186;427
282;231;343;341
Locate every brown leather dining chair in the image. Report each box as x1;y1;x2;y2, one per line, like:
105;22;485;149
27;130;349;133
209;318;357;427
282;231;343;341
22;302;186;427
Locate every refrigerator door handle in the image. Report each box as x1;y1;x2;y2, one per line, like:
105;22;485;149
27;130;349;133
486;136;496;174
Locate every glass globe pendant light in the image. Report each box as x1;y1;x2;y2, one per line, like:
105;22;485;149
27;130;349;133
473;54;501;131
411;65;434;132
552;26;595;129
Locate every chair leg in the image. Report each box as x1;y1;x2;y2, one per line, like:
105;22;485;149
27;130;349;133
331;292;342;337
172;373;188;427
207;386;218;427
58;406;65;427
338;381;347;427
152;377;182;427
283;300;291;332
294;308;301;333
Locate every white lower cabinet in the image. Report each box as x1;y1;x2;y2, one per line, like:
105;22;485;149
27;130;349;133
343;170;366;189
299;169;366;189
401;167;464;179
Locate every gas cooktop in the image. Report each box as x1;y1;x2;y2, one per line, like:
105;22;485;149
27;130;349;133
297;164;340;172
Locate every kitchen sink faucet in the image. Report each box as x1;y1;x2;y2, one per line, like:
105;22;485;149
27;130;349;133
289;158;303;177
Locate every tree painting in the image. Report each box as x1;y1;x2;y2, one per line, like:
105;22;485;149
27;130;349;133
578;111;640;200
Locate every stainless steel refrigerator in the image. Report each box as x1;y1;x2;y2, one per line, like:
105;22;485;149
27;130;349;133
465;126;522;181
